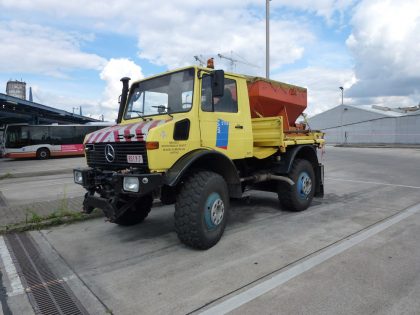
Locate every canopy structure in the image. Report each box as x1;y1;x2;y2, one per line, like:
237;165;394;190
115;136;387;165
0;93;99;125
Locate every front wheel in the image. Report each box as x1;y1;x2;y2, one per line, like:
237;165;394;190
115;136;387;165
278;159;315;212
174;171;229;249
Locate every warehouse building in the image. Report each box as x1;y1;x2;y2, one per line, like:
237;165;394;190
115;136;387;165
308;104;420;144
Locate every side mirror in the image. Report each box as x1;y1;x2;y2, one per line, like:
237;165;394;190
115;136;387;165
211;70;224;97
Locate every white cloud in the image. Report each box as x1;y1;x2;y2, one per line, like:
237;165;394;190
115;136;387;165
27;59;144;121
137;13;314;75
1;0;356;25
273;67;355;116
0;21;106;77
0;1;332;75
99;58;144;119
346;0;420;104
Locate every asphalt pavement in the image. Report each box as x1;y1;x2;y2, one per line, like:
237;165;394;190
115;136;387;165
1;146;420;315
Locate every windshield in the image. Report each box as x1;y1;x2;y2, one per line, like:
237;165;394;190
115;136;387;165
5;125;30;148
124;68;195;120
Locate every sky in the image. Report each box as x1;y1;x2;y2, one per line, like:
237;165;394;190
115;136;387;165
0;0;419;121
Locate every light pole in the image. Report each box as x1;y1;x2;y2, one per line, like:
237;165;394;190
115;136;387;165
339;86;344;105
266;0;271;79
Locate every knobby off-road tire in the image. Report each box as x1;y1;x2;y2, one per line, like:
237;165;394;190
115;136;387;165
174;171;229;249
114;194;153;226
278;159;315;212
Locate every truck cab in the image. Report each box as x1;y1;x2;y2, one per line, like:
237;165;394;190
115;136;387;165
74;66;324;249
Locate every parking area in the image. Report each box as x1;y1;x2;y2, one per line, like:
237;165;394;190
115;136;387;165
1;146;420;314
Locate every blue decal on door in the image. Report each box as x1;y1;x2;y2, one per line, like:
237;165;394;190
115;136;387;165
216;119;229;149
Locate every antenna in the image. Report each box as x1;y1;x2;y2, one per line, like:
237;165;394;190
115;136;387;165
194;55;206;66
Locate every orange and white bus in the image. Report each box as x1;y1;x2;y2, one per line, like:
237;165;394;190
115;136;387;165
3;123;111;159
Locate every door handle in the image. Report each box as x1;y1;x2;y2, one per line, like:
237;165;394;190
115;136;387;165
235;125;243;129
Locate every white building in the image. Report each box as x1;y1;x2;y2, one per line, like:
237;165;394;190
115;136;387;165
308;104;420;144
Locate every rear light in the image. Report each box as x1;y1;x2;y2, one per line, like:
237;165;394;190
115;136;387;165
146;141;159;150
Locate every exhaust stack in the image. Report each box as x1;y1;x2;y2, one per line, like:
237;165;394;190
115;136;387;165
117;77;131;123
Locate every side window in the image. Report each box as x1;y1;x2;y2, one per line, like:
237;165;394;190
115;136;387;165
50;127;75;145
30;127;49;145
201;76;213;112
201;76;238;113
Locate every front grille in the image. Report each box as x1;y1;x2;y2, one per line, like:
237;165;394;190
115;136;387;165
86;142;148;170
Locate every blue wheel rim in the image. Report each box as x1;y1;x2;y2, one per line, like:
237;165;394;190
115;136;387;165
297;171;312;200
204;192;224;230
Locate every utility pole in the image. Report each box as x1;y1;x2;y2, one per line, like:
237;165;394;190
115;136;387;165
266;0;271;79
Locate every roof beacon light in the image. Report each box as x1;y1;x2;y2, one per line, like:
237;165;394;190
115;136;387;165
207;58;214;69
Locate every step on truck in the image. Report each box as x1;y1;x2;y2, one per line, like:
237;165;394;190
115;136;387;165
74;64;325;249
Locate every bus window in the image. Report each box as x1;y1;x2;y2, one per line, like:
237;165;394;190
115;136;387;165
75;126;99;143
50;126;76;145
30;127;49;145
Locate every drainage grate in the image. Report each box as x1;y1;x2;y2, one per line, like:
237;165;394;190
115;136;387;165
5;233;88;315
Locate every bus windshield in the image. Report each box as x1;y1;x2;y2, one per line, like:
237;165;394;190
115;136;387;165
5;125;28;148
124;68;194;120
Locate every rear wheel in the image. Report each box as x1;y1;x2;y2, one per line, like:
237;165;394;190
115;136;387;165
174;171;229;249
113;194;153;226
278;159;315;211
36;148;50;160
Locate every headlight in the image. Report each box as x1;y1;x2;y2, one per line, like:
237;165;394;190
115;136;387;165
123;177;139;192
74;170;84;184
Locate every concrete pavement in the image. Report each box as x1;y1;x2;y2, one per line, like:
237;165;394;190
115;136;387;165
1;146;420;314
0;157;87;229
0;156;85;178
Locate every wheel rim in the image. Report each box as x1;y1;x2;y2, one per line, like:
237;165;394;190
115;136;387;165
297;171;312;200
40;151;47;158
204;192;224;230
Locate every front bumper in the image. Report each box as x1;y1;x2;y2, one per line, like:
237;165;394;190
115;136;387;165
74;168;162;219
73;167;163;196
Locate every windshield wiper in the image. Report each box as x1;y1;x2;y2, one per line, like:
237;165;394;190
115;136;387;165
127;110;145;120
152;105;173;118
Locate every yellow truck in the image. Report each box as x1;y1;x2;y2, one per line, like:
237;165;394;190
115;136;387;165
74;65;325;249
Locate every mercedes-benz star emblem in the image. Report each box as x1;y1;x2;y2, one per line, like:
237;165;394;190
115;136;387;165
105;144;115;162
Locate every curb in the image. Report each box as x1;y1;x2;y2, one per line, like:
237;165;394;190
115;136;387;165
334;144;420;149
0;211;104;235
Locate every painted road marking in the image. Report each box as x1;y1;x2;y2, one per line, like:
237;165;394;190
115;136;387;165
199;202;420;315
327;177;420;189
0;236;24;297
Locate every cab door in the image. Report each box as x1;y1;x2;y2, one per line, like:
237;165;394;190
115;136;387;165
199;74;253;159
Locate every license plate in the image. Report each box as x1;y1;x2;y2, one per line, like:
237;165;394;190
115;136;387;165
127;154;143;163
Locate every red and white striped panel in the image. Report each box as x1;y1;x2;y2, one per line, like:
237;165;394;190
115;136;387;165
85;120;166;144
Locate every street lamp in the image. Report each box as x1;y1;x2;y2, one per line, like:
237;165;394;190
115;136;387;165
266;0;271;79
339;86;344;105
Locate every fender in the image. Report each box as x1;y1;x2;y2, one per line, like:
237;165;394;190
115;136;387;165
274;145;316;173
163;149;242;198
275;145;324;197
